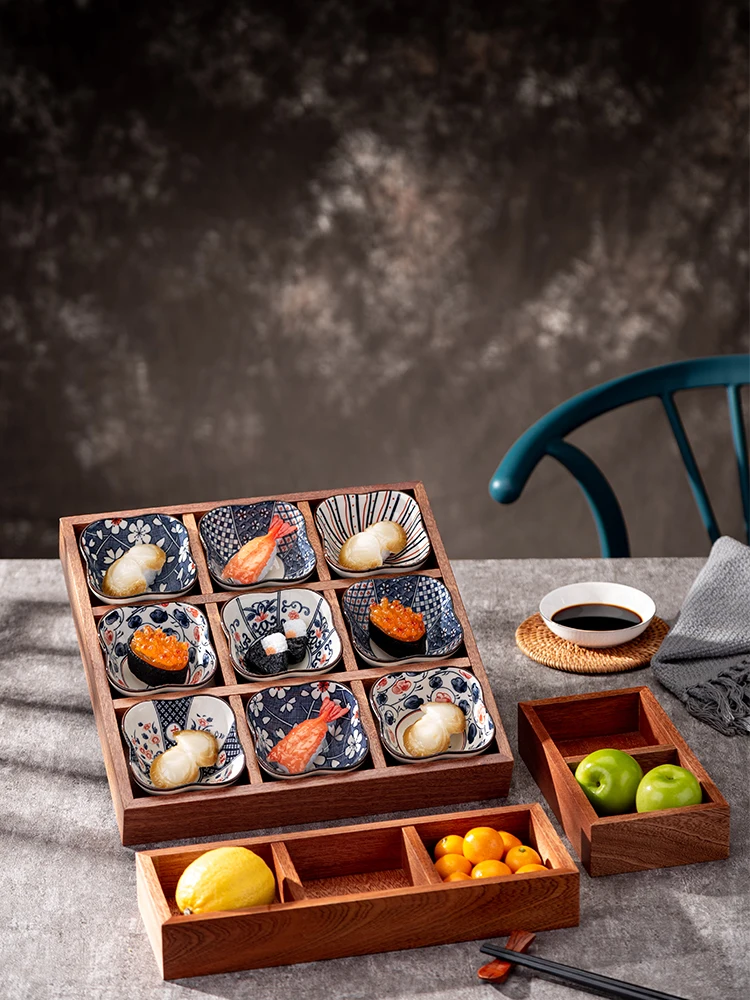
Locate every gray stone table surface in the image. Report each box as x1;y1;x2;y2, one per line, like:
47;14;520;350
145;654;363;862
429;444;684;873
1;558;748;1000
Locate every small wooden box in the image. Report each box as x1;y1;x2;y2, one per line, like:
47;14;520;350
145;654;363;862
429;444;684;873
59;482;514;845
136;804;579;979
518;686;730;876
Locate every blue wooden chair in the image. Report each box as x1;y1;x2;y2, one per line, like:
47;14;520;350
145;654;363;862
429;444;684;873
489;355;750;557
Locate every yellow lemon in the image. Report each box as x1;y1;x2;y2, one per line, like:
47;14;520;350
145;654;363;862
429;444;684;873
434;835;465;860
175;846;276;914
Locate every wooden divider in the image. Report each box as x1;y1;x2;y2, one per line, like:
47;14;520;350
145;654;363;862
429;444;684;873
60;482;514;845
137;804;579;979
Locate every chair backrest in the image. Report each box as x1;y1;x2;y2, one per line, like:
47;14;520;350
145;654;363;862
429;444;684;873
489;355;750;557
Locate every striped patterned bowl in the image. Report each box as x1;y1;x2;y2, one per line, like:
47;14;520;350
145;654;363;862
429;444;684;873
314;490;431;578
341;575;463;666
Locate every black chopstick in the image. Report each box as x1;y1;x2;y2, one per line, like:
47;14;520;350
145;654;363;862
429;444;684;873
479;945;687;1000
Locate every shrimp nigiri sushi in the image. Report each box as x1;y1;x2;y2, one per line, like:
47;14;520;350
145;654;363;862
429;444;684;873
267;699;349;774
222;515;297;585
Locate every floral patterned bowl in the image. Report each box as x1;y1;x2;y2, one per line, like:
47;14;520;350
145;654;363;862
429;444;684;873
314;490;431;578
369;667;495;763
221;590;342;681
199;501;316;590
121;695;244;796
246;680;369;780
98;602;218;696
79;514;197;604
341;574;463;666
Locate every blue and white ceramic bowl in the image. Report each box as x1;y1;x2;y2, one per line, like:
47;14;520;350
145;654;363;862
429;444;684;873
121;695;245;795
199;501;316;590
315;490;430;578
98;602;218;696
246;680;369;780
80;514;197;604
341;574;463;666
221;589;342;681
369;667;495;763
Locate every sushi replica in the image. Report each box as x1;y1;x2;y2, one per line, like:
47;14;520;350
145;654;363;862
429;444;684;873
267;699;350;775
337;520;407;572
368;597;427;657
403;702;466;758
102;543;166;599
243;621;309;676
150;730;219;790
223;516;297;586
127;625;190;687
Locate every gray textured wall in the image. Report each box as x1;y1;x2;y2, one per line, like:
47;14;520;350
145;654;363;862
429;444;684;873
1;1;747;559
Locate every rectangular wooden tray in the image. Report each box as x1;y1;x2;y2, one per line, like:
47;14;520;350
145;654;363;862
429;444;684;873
137;803;579;978
60;482;514;845
518;686;730;876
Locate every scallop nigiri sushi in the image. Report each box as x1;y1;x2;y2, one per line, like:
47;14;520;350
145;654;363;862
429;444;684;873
222;515;297;585
102;543;166;598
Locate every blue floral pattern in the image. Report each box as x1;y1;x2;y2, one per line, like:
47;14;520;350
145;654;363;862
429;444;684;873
98;601;218;696
221;589;342;680
341;574;463;665
246;680;369;780
199;501;316;589
314;489;431;578
80;514;197;604
121;695;245;795
369;667;495;762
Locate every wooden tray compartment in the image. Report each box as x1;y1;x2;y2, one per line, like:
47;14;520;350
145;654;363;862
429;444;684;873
518;686;730;876
60;482;514;845
137;804;579;979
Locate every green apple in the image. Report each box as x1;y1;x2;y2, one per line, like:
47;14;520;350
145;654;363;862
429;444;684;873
574;748;643;816
636;764;702;812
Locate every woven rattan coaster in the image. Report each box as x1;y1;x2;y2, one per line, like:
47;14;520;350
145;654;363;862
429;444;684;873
515;613;669;675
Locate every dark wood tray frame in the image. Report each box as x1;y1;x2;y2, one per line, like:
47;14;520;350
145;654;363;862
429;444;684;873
518;686;730;876
137;803;579;979
60;482;514;845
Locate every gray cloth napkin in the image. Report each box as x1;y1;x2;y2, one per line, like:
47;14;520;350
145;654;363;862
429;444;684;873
652;536;750;736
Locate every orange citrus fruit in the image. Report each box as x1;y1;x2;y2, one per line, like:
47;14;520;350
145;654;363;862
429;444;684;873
505;845;542;872
515;863;547;873
497;830;522;854
434;853;472;878
471;860;512;878
462;827;506;864
444;871;472;882
434;835;465;860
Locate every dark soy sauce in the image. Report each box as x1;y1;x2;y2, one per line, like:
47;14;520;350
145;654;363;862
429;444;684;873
551;603;642;631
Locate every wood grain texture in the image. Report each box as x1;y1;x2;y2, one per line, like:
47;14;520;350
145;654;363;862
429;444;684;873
89;567;447;616
137;804;579;979
59;483;514;845
519;687;730;876
271;843;306;902
588;802;731;876
59;521;134;820
401;826;443;886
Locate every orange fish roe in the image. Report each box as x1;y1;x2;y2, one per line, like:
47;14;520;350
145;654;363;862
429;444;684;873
369;598;425;642
130;625;189;671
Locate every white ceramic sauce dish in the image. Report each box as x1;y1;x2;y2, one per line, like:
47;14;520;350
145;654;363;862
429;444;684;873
539;582;655;649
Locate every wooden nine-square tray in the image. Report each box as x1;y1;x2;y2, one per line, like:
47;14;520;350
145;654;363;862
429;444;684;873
59;482;514;845
137;804;579;979
518;686;730;876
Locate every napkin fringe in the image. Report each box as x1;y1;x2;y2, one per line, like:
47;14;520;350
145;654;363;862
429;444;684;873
684;660;750;737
